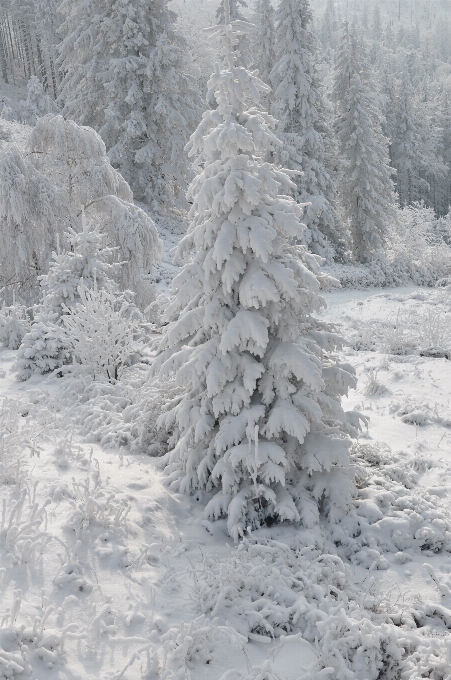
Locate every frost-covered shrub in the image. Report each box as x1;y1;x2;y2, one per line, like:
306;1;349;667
0;300;30;350
61;285;140;383
195;538;349;640
152;3;361;540
19;76;59;126
161;616;224;676
331;442;451;559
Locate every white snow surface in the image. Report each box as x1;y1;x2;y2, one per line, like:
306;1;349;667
1;282;451;678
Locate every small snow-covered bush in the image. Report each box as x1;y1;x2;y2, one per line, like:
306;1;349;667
195;538;349;641
61;285;140;383
161;616;223;675
332;442;451;559
0;300;30;350
16;310;71;381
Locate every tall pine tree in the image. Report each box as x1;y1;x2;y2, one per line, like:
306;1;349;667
252;0;275;89
271;0;344;260
333;22;396;263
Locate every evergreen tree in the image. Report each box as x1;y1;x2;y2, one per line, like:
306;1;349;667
271;0;344;260
16;219;122;380
252;0;275;95
153;0;359;540
319;0;339;53
58;0;199;206
389;75;444;209
333;22;396;263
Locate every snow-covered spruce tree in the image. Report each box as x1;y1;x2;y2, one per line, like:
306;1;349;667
29;115;161;307
58;0;199;207
270;0;344;261
215;0;251;68
251;0;275;95
15;218;122;380
333;23;396;264
153;1;359;541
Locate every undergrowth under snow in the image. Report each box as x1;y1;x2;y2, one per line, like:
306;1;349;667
1;283;451;679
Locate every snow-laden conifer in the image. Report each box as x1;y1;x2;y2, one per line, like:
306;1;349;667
251;0;275;91
270;0;344;260
58;0;199;206
16;218;122;380
333;23;396;264
153;0;359;540
0;299;30;350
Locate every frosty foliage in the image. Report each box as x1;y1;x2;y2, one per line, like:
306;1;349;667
270;0;343;261
29;115;160;306
0;300;30;350
196;531;451;680
61;284;140;383
333;22;397;264
19;76;59;126
152;4;360;540
0;145;67;304
15;217;126;380
328;205;451;289
251;0;275;95
58;0;200;207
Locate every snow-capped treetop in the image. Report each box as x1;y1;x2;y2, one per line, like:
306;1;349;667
153;0;359;540
215;0;251;67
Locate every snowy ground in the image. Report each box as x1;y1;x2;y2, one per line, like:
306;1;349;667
1;283;451;679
